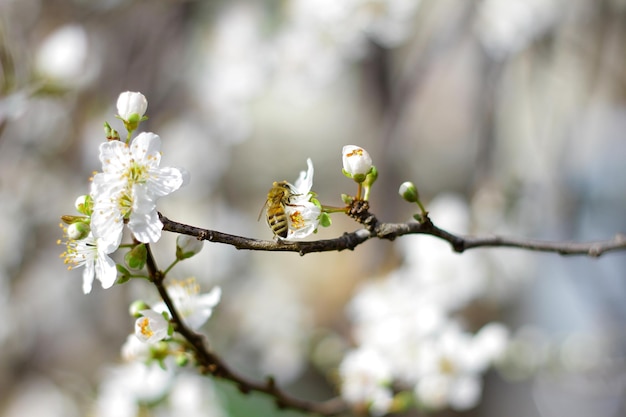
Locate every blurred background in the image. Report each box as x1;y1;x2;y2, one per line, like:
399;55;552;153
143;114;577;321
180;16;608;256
1;0;626;416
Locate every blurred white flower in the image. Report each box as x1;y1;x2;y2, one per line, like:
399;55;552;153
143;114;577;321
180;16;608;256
343;193;509;411
96;362;174;417
135;309;169;344
152;278;221;330
90;132;189;246
167;374;226;417
121;334;151;363
476;0;560;58
233;274;311;383
339;347;393;416
35;24;97;88
414;322;508;411
416;373;483;411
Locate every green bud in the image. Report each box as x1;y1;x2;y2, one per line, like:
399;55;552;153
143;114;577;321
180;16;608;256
129;300;150;318
399;181;419;203
125;244;147;270
341;194;353;204
150;341;170;362
175;353;189;367
103;121;120;141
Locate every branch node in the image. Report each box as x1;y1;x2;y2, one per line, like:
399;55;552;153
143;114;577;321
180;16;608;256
347;200;378;231
198;229;210;241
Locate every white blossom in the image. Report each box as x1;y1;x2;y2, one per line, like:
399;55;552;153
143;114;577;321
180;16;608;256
90;132;188;246
339;347;393;416
134;309;169;344
152;279;221;330
284;158;320;240
60;233;117;294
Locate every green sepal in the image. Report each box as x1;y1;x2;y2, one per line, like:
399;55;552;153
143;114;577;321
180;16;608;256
319;212;332;227
116;274;131;285
341;194;353;204
352;173;366;183
116;264;131;275
311;197;322;208
116;264;131;284
364;166;378;186
61;215;88;225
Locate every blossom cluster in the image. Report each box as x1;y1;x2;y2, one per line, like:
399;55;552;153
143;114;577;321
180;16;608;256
60;92;188;293
59;92;507;416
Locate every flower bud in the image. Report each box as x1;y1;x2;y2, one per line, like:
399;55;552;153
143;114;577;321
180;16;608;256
104;121;120;141
67;221;90;240
399;181;419;203
342;145;373;182
125;244;147;270
176;235;204;260
116;91;148;121
175;353;189;367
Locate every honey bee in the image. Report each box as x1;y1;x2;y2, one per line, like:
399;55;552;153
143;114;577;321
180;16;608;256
259;181;299;239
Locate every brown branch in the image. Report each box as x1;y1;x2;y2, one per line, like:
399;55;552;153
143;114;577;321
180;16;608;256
144;244;349;416
159;210;626;258
148;201;626;415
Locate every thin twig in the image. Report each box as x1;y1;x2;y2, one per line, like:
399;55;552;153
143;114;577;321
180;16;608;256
159;212;626;258
144;244;349;416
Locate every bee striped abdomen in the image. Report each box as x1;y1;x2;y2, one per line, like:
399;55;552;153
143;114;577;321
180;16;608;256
268;212;288;238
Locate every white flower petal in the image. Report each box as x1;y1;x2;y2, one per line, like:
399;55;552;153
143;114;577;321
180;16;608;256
294;158;314;194
129;207;162;243
147;167;186;197
96;242;118;289
82;257;95;294
131;132;162;163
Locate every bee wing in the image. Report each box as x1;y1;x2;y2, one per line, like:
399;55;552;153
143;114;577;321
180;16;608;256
257;199;268;222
